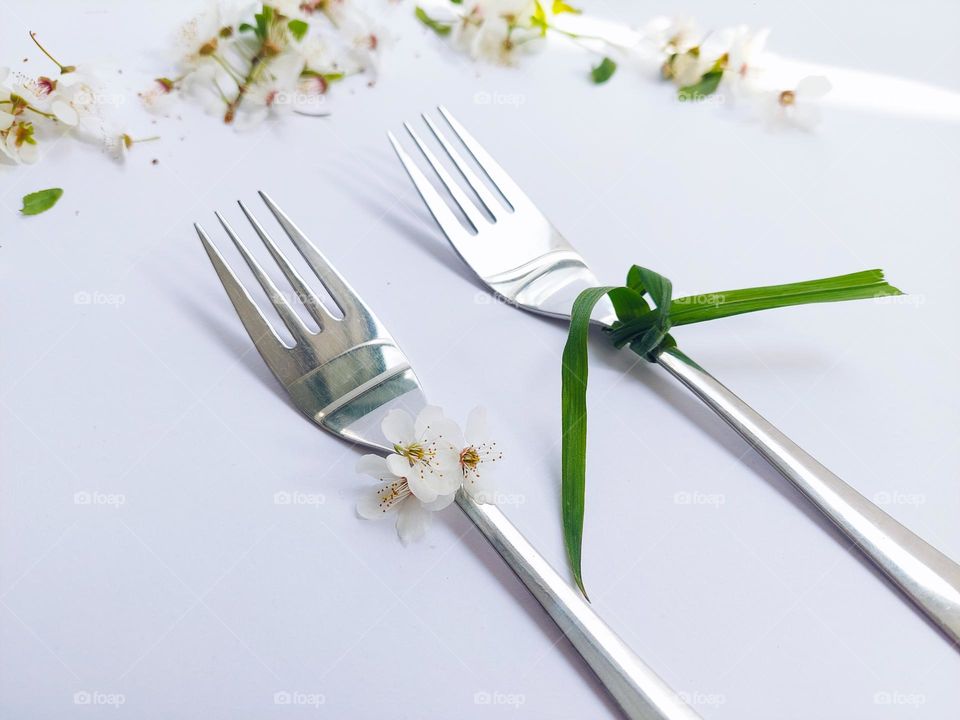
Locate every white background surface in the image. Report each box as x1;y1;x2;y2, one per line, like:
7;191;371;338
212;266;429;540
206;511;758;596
2;1;959;718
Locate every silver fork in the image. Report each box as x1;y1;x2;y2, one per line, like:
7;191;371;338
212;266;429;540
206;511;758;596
388;107;960;646
195;193;702;720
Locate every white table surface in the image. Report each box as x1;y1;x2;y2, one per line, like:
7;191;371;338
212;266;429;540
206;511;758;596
2;1;959;718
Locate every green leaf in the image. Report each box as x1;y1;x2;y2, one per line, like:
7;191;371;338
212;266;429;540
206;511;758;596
590;57;617;84
607;286;649;320
238;22;256;33
678;69;723;101
628;266;673;357
287;18;309;41
20;188;63;216
253;5;274;40
415;6;452;36
608;270;903;347
552;0;581;13
531;0;549;37
561;264;903;595
560;286;617;598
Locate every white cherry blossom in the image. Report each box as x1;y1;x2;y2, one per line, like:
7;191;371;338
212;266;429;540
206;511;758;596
383;406;462;503
762;75;831;130
455;407;502;504
355;454;456;544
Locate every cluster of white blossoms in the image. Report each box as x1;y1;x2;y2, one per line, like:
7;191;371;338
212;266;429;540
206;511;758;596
357;406;501;544
646;17;831;130
416;0;579;66
143;0;380;127
1;35;150;165
415;4;832;129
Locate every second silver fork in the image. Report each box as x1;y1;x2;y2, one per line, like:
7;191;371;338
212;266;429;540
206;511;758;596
388;107;960;647
196;193;702;720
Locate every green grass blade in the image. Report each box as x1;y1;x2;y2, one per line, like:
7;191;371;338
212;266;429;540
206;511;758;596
560;286;615;598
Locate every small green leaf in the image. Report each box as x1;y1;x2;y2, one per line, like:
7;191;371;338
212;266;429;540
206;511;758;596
678;69;723;101
590;57;617;84
253;5;274;40
450;0;463;4
238;22;256;33
415;6;452;36
552;0;581;14
287;19;309;41
20;188;63;216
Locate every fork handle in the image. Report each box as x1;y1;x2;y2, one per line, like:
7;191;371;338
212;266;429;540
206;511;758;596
456;492;702;720
655;347;960;645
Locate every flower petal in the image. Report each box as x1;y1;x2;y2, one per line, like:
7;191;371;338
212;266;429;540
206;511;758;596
423;490;457;512
358;479;408;519
405;464;439;504
357;489;390;519
796;75;831;99
19;141;39;164
464;406;488;445
51;100;78;127
0;111;13;132
413;405;445;438
356;453;390;479
792;104;821;130
396;500;432;544
381;408;415;445
463;466;497;504
427;444;464;495
385;453;411;478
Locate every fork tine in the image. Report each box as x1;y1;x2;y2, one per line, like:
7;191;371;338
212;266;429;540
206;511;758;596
402;122;488;231
387;131;472;244
195;223;285;351
237;200;335;327
437;105;531;209
421;113;503;220
257;191;368;320
215;211;313;344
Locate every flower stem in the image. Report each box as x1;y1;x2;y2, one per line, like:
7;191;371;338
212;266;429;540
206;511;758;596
223;48;271;123
211;53;244;84
29;31;75;74
1;97;57;121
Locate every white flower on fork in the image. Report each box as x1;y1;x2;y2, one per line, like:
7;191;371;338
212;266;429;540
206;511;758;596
356;454;456;544
382;406;462;502
456;407;502;503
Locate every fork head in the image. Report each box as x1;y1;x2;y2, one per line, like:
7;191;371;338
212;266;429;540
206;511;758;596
389;106;616;326
196;192;426;451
